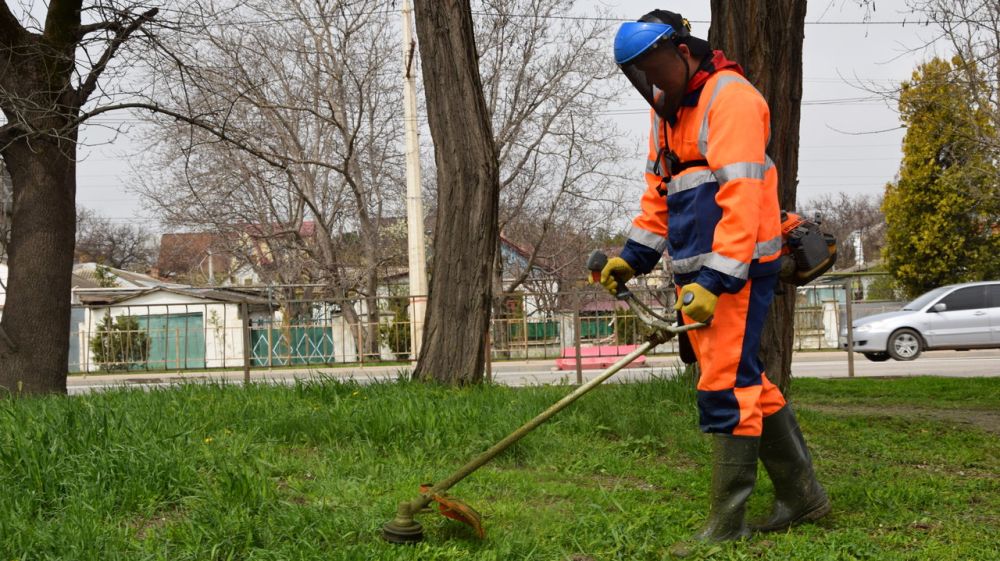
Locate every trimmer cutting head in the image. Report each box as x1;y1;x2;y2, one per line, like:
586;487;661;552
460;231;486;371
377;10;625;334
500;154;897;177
382;484;485;544
381;516;424;544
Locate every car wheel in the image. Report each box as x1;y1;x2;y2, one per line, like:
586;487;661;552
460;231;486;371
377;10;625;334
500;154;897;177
887;329;922;361
863;352;891;362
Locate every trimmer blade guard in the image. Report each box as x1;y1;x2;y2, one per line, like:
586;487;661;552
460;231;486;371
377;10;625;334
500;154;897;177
419;484;485;538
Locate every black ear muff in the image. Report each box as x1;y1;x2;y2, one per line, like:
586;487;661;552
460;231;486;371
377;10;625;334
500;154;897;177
640;10;691;36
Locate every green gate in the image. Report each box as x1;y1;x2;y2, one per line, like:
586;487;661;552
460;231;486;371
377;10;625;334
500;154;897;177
144;313;206;370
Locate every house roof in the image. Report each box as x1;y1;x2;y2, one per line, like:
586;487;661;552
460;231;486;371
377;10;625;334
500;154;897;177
157;232;231;278
74;286;273;307
70;272;102;290
179;287;273;305
75;289;146;305
73;263;182;289
499;234;557;273
158;223;323;276
500;234;532;260
157;218;416;281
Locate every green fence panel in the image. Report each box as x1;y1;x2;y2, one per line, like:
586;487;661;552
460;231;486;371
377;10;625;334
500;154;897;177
250;325;336;366
507;320;560;341
579;316;614;338
527;321;559;340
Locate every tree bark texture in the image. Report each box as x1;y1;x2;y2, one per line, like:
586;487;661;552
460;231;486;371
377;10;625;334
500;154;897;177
0;4;82;395
708;0;807;394
411;0;501;384
0;138;77;395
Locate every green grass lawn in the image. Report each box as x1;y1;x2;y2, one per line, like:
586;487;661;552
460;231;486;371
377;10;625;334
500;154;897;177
0;375;996;560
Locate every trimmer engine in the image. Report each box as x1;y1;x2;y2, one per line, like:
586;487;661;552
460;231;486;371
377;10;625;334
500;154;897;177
779;211;837;286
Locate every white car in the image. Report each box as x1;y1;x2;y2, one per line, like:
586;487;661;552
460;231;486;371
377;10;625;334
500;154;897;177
841;281;1000;361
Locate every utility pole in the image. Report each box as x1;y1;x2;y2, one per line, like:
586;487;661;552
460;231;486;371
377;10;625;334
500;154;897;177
844;280;855;378
402;0;428;359
207;249;214;286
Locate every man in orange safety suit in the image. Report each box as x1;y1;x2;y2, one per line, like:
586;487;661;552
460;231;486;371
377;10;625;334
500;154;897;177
598;10;830;553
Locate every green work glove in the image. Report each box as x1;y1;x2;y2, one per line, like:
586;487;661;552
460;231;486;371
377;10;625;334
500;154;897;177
594;257;634;296
674;282;718;323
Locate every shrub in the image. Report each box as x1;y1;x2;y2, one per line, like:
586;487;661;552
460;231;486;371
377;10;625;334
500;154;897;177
89;314;150;372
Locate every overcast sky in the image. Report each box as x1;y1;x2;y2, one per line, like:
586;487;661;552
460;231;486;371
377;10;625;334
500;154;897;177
74;0;949;229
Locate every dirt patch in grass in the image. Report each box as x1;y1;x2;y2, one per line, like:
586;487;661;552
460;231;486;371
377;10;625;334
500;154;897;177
801;403;1000;435
131;507;185;540
590;473;661;492
656;452;700;470
908;462;997;480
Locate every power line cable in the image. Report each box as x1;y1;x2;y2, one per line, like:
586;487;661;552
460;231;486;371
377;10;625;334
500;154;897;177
164;6;978;27
68;94;891;127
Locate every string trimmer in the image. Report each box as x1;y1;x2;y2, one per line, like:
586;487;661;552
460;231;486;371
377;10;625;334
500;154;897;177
381;251;704;544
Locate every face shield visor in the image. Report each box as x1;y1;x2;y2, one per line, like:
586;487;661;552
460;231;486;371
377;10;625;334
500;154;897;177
614;22;677;121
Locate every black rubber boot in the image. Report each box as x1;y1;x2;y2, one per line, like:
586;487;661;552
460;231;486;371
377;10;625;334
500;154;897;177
751;405;831;532
669;434;759;557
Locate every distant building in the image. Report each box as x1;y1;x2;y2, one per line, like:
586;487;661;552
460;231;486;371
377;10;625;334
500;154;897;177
73;286;273;372
156;231;243;285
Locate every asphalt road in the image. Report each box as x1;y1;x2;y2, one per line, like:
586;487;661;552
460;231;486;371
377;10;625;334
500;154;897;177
65;349;999;396
789;348;1000;379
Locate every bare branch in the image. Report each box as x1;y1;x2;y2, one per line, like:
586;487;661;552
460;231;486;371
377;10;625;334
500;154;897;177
77;102;293;170
76;20;122;39
76;7;159;106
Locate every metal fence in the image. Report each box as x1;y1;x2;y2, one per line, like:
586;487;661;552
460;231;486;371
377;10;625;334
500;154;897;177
70;288;678;373
70;281;903;374
793;278;905;351
486;289;681;362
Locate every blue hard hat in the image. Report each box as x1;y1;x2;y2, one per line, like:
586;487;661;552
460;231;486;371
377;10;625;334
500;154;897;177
614;21;675;65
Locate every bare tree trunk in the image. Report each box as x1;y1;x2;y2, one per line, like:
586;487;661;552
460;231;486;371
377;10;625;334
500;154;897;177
364;271;380;360
412;0;500;385
709;0;807;393
0;3;83;395
0;133;77;395
0;2;158;395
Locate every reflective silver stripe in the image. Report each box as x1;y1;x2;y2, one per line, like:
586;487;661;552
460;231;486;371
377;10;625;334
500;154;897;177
667;169;716;196
651;115;662;156
752;235;783;259
671;251;754;279
714;160;771;185
705;252;750;280
628;225;669;253
671;253;707;275
698;74;754;156
646;115;663;176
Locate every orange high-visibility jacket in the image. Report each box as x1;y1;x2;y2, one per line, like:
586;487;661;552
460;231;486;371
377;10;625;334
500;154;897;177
623;67;783;295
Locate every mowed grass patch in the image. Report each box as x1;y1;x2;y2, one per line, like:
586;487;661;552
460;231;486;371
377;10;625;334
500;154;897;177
790;375;1000;410
0;375;995;560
